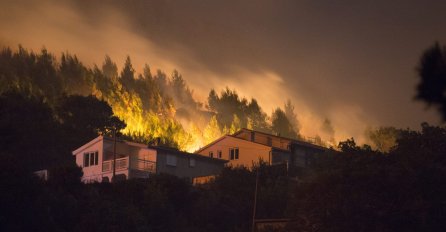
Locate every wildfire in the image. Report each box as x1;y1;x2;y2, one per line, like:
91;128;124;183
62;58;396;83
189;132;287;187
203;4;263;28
0;45;335;154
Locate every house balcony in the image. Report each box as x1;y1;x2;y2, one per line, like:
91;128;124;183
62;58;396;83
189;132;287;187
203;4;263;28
102;156;156;174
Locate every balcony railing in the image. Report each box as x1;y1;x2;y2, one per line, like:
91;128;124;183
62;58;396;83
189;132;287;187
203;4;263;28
134;159;156;173
102;157;156;173
102;157;129;172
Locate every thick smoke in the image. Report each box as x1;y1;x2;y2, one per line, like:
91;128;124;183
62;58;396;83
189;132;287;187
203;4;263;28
1;0;443;145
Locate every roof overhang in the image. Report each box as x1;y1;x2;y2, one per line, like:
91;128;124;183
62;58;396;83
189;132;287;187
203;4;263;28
72;135;104;155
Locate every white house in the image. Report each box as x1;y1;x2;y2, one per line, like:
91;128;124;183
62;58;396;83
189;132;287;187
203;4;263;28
72;136;226;183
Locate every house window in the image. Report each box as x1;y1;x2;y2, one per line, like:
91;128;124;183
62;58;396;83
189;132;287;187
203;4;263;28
230;148;239;160
84;153;90;167
166;154;177;166
90;153;95;166
217;150;222;159
84;151;99;167
209;151;214;158
189;158;196;167
267;137;272;146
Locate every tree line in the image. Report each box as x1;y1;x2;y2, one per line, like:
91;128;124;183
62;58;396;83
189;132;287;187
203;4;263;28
0;46;313;152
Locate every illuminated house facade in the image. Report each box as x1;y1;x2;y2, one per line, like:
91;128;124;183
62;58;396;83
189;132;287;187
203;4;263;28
195;128;326;172
72;136;226;183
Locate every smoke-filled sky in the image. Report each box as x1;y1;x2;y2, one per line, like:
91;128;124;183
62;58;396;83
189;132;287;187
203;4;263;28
1;0;445;143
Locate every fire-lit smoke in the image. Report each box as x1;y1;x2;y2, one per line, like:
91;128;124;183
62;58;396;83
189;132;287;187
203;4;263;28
1;0;440;149
0;0;368;146
0;1;178;76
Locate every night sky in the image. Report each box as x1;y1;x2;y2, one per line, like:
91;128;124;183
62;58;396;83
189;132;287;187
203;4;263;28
1;0;445;142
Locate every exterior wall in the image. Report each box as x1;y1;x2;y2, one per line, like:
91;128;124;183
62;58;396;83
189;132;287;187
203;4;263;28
293;146;308;167
102;139;157;162
129;148;157;179
136;147;157;161
271;150;291;165
74;137;105;183
156;150;224;181
101;140;157;181
234;130;291;151
233;129;326;169
292;145;324;168
270;137;290;151
102;139;143;161
74;136;157;183
101;169;129;183
197;136;272;168
234;130;251;141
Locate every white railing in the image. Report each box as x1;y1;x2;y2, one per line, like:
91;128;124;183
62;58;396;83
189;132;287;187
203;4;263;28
134;159;156;173
102;157;129;172
102;157;156;173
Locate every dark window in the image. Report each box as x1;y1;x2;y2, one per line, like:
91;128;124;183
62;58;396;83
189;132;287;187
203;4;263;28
90;152;95;166
94;152;99;165
218;150;222;159
166;154;177;166
84;153;90;167
84;151;99;167
209;151;214;158
267;137;272;146
189;158;196;167
230;148;239;160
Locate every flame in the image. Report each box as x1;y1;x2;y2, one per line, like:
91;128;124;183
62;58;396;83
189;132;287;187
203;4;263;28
184;141;204;153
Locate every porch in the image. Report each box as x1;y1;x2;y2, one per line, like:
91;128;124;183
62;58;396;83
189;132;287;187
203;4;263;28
102;156;156;174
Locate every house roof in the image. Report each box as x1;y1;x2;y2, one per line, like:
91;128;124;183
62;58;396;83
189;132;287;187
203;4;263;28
194;133;274;154
150;146;228;163
194;134;231;153
72;135;151;155
72;135;184;153
234;128;327;151
72;135;104;155
73;136;227;164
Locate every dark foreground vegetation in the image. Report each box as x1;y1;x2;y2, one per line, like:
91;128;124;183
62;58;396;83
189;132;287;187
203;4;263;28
1;43;446;231
1;121;446;232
